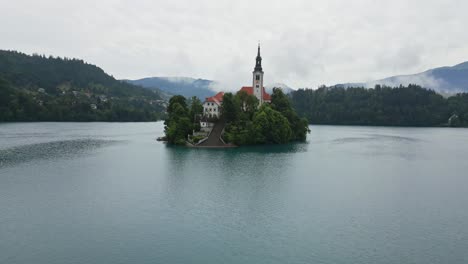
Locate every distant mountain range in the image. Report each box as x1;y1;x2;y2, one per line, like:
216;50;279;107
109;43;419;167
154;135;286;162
336;61;468;94
126;77;295;99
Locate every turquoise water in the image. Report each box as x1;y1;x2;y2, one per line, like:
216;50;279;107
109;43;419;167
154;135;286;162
1;122;468;264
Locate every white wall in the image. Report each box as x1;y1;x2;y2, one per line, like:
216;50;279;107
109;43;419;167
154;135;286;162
252;71;264;105
203;102;221;117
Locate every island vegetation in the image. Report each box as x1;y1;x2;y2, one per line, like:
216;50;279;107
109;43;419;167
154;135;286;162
164;89;309;146
291;85;468;127
0;50;166;122
222;89;309;145
163;95;204;145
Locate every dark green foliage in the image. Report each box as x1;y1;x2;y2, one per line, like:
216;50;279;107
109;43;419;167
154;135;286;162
188;96;203;132
236;90;259;119
291;84;468;127
190;96;203;119
447;93;468;127
221;93;241;123
167;95;188;114
223;89;309;145
164;96;193;145
0;50;165;122
270;88;310;141
252;105;292;144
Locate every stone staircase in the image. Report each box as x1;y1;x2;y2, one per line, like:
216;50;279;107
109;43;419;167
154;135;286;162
197;121;232;147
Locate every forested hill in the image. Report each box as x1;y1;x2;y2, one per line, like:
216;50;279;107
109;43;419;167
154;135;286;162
0;50;166;121
291;85;468;127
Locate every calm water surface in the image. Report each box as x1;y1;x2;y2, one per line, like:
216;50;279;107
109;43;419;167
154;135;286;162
1;122;468;264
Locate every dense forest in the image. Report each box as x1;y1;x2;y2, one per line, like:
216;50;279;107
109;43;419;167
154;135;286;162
291;85;468;127
0;50;166;121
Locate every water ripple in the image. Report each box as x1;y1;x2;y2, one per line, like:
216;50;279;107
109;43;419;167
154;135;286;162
333;134;421;144
0;139;120;168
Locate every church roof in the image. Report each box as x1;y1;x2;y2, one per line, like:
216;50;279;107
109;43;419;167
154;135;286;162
205;92;224;105
239;86;271;101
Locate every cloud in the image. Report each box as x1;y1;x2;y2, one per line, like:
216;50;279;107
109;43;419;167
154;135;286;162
366;72;449;91
1;0;467;89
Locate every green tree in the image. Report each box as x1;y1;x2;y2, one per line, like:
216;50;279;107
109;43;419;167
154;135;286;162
167;95;188;114
164;96;192;145
236;90;259;119
222;88;309;145
252;105;292;144
290;85;459;127
0;50;165;122
221;93;240;123
271;88;292;113
189;96;203;121
271;88;310;141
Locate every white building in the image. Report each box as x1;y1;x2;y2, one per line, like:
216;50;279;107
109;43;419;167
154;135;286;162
203;92;224;118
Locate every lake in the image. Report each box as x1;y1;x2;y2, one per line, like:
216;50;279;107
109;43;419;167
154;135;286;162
1;122;468;264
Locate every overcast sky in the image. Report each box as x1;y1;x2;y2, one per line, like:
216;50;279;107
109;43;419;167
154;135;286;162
1;0;467;90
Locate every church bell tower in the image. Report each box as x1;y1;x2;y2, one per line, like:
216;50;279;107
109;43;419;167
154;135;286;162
252;44;264;105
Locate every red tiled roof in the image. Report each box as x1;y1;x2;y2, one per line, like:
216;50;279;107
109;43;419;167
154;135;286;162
204;87;271;105
239;86;271;101
205;92;224;105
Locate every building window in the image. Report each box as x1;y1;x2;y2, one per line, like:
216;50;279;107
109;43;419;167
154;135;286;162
256;85;259;88
256;75;260;80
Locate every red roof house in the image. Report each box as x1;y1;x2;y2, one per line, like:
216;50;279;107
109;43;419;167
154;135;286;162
205;92;225;106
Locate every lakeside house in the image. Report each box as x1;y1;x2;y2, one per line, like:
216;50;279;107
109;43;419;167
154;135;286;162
203;91;224;118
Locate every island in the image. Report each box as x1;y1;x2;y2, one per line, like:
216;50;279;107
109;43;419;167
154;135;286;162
163;45;309;147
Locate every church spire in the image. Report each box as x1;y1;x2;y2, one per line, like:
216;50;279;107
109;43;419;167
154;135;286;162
254;43;263;72
252;44;265;105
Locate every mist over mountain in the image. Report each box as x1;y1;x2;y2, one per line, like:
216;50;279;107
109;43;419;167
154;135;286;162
264;83;295;94
126;77;295;99
126;77;216;99
336;61;468;94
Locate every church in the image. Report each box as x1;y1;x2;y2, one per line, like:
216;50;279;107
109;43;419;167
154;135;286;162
203;45;271;118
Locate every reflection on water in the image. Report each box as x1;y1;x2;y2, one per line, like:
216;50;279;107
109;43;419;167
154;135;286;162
0;139;119;167
332;134;421;144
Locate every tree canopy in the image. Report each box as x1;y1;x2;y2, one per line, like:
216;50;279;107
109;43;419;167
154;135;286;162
164;95;207;145
0;50;165;122
222;88;309;145
291;85;468;127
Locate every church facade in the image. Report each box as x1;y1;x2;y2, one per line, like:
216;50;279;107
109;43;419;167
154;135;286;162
203;45;271;118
